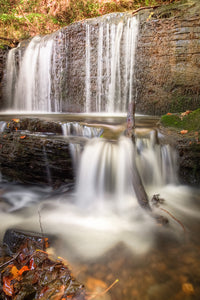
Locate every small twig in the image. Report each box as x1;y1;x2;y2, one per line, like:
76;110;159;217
0;252;20;269
132;5;160;15
87;279;119;300
160;208;186;233
18;5;39;32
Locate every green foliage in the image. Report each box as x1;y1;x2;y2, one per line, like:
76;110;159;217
161;109;200;132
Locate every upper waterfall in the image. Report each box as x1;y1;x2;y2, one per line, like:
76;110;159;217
3;13;139;113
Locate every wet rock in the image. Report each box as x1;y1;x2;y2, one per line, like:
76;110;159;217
7;118;63;135
0;131;86;187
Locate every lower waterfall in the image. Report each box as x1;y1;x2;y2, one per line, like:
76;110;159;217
76;132;178;212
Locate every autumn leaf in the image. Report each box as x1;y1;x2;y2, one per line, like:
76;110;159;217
180;130;188;134
44;237;49;249
18;265;30;276
181;110;192;117
3;277;14;296
11;265;19;278
20;135;26;139
12;118;20;123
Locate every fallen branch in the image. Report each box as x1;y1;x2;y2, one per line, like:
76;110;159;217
132;5;160;16
160;207;186;233
87;279;119;300
18;5;39;32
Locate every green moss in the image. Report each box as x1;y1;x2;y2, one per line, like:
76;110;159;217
161;108;200;131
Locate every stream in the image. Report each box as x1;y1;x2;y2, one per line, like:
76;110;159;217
0;114;200;300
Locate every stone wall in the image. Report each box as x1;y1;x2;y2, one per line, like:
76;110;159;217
135;0;200;115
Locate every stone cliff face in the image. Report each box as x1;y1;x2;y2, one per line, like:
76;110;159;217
0;0;199;115
135;0;200;115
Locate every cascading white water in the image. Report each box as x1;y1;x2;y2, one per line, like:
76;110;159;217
135;134;178;187
14;36;55;111
0;121;7;132
4;35;63;112
3;13;138;113
85;15;139;112
61;122;102;138
76;132;178;211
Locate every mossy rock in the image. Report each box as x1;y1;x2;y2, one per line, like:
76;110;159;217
161;108;200;132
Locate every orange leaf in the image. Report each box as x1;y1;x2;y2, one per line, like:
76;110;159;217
44;237;49;249
20;135;26;139
3;277;14;296
18;265;30;276
11;266;19;278
180;130;188;134
12;119;20;123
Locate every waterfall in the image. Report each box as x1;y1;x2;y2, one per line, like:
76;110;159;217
85;15;139;112
3;13;139;113
76;133;178;211
3;35;64;112
61;122;103;138
0;121;7;132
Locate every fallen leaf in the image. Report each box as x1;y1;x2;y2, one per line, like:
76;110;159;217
181;110;192;117
18;265;30;276
11;266;19;278
3;277;14;296
180;130;188;134
12;119;20;123
20;135;26;139
182;283;194;295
